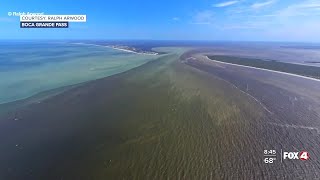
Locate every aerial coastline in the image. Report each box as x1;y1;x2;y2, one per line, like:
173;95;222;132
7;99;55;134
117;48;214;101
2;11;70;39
2;0;320;178
106;45;159;55
1;44;320;179
71;42;159;55
205;55;320;81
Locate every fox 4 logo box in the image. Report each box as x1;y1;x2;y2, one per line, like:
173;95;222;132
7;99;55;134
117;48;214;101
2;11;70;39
283;151;309;161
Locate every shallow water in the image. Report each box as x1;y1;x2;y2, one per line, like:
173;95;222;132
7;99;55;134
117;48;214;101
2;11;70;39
0;52;268;179
0;42;158;104
1;43;320;179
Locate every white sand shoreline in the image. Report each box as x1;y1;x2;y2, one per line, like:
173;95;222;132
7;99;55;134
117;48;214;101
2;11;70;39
106;46;158;55
71;43;158;56
205;56;320;82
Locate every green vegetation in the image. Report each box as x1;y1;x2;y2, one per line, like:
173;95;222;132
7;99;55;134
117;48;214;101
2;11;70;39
208;55;320;79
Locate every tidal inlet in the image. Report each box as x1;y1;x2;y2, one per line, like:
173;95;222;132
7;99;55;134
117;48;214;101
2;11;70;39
0;44;319;179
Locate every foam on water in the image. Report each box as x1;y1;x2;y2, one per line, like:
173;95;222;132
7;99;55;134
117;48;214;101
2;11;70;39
268;122;320;134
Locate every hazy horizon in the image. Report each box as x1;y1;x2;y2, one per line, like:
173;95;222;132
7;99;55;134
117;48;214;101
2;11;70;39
1;39;320;44
1;0;320;42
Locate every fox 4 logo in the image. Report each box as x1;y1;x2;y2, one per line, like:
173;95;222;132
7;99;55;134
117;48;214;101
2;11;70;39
283;151;309;161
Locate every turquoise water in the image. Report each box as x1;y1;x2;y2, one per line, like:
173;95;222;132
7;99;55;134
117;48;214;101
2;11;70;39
0;41;158;104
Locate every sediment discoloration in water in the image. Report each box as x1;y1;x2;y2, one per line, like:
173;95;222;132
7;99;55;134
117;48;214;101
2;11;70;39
182;48;320;179
0;48;319;179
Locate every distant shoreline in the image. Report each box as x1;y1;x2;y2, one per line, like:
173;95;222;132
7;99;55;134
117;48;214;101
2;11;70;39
71;42;159;55
106;45;159;55
206;56;320;82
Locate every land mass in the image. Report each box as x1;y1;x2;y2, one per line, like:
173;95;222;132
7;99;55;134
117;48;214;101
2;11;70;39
207;55;320;80
71;43;159;55
107;45;159;55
